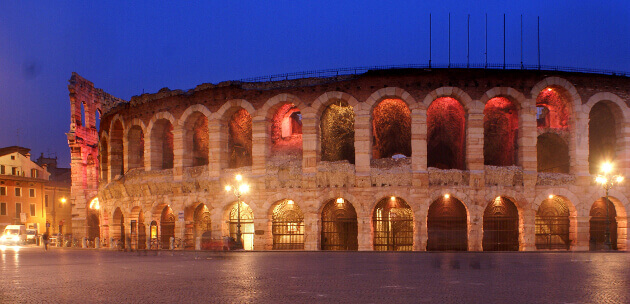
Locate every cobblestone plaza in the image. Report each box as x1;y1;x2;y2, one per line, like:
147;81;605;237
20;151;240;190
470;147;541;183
1;246;629;303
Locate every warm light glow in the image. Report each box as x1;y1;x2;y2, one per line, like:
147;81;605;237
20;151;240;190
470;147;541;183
235;174;243;181
616;176;624;183
287;200;294;205
60;197;67;203
601;162;613;174
238;184;249;193
390;196;396;201
546;88;553;92
548;194;554;199
444;194;450;199
336;198;344;204
596;176;607;184
89;197;100;210
225;185;232;192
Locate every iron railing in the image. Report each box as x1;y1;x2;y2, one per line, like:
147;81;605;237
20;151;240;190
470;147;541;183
239;63;630;83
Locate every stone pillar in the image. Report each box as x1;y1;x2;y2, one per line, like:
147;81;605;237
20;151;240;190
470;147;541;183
411;109;428;187
172;126;185;181
574;216;590;251
573;110;591;186
252;117;268;177
521;210;536;251
357;215;371;251
520;99;538;193
354;107;371;187
467;110;485;188
303;212;318;250
253;218;268;250
468;204;484;251
301;112;318;189
207;119;222;178
414;209;428;251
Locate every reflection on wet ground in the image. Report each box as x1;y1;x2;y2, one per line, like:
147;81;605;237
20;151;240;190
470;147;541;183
1;248;629;303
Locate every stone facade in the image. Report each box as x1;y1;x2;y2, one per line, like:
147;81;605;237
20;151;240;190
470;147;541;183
68;68;630;251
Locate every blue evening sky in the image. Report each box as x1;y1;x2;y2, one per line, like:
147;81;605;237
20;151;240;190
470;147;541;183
0;1;628;166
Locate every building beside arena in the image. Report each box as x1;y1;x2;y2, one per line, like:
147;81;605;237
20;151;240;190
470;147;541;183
66;67;630;251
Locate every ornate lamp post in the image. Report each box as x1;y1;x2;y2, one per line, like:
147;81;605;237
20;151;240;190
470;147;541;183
225;174;249;249
595;162;624;250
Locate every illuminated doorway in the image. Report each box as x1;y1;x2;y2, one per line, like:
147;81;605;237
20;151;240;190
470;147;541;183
229;202;254;250
483;197;519;251
321;198;358;250
372;197;413;251
272;200;304;250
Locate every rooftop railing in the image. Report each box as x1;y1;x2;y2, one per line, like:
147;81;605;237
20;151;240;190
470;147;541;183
239;63;630;83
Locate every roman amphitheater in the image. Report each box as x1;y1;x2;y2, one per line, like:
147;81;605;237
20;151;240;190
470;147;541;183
66;67;630;251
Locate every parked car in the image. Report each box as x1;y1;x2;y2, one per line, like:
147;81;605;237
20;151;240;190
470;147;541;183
26;229;38;244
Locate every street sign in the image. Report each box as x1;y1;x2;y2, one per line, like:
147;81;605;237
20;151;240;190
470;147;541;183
178;211;184;221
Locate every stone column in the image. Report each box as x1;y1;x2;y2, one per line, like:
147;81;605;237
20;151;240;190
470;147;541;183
207;119;222;178
303;212;318;250
172;126;185;181
573;110;591;186
252;117;268;177
521;209;536;251
354;107;371;188
357;211;372;251
466;110;485;188
520;99;538;189
414;209;428;251
468;204;484;251
574;216;590;251
411;108;428;187
301;112;318;189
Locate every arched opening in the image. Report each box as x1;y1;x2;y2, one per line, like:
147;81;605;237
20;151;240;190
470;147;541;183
150;119;174;170
100;140;108;182
372;197;413;251
149;220;158;248
427;196;468;251
535;196;571;250
483;196;519;251
536;87;570;130
321;101;355;163
228;202;254;250
160;206;175;249
127;125;144;170
427;97;466;169
484;97;519;166
371;99;411;159
183;112;209;167
228;108;252;168
589;197;618;250
110;120;124;179
112;207;125;249
80;102;86;127
271;199;304;250
270;103;302;158
87;212;100;243
588;102;618;174
321;198;358;250
95;109;101;131
537;133;569;173
193;203;211;248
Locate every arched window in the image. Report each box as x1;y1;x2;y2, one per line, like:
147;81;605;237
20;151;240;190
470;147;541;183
537;133;569;173
372;99;411;159
150;119;174;170
484;97;518;166
321;101;355;163
127;126;144;170
588;102;617;174
427;97;466;169
183;112;209;167
270;103;302;158
228;108;252;168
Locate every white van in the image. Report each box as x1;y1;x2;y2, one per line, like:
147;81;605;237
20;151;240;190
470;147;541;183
1;225;27;245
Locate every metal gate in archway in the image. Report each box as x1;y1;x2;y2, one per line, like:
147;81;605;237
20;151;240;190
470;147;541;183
483;197;519;251
87;213;100;242
427;196;468;251
535;197;571;250
229;202;254;250
373;197;414;251
321;199;358;251
589;198;617;250
272;200;305;250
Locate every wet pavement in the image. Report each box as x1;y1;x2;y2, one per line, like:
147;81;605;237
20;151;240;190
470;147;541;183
0;245;629;303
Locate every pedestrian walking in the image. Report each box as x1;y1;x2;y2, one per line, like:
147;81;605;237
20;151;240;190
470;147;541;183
42;232;49;250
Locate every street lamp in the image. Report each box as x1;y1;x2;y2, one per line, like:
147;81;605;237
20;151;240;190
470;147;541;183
225;174;249;249
595;161;624;250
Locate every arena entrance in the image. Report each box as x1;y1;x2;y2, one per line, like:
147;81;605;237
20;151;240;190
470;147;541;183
535;196;571;250
483;197;519;251
87;212;100;243
160;206;175;249
272;200;305;250
321;198;358;251
427;196;468;251
193;204;211;249
589;198;618;250
229;202;254;250
372;197;413;251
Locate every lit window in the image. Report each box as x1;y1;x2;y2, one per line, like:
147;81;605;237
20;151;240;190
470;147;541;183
15;188;21;197
287;222;298;233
